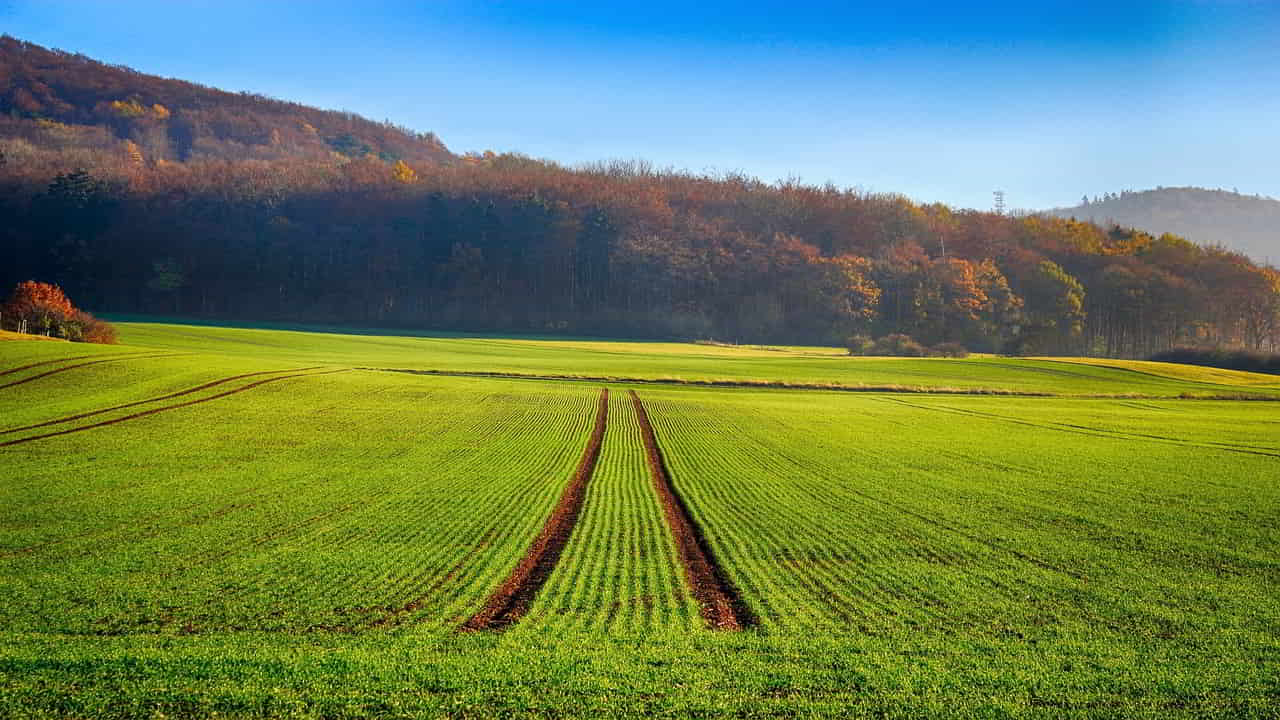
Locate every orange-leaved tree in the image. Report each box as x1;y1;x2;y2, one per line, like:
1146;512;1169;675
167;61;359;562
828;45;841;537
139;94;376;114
3;281;75;333
1;281;115;343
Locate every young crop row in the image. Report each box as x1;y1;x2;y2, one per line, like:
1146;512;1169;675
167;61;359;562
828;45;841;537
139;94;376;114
463;388;610;630
633;388;1280;640
878;395;1280;457
173;386;592;632
457;387;753;634
629;390;752;630
520;389;694;633
3;359;754;635
4;345;1276;641
1;371;600;633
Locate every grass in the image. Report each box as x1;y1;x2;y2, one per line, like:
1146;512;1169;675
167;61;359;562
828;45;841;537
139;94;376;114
1;370;595;634
102;317;1280;397
0;330;65;342
1;319;1277;717
1039;355;1280;387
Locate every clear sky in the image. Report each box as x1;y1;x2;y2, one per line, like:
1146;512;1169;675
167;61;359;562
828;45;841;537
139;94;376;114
3;0;1278;210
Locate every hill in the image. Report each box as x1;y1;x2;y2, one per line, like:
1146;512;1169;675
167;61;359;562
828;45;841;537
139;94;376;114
1;37;1277;359
1047;187;1280;263
0;35;452;166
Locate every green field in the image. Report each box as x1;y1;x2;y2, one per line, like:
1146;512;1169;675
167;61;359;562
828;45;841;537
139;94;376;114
1;321;1277;718
99;318;1280;397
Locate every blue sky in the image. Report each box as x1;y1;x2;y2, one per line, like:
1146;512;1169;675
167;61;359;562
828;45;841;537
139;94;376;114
3;0;1278;210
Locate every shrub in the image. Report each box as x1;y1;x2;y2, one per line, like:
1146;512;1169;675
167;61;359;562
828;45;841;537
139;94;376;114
931;342;970;358
76;311;118;344
845;334;874;356
870;334;927;357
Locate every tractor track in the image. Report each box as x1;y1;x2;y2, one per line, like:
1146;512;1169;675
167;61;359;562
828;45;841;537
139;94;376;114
0;368;348;448
629;390;754;630
462;388;609;631
0;352;184;390
0;366;323;435
0;354;97;377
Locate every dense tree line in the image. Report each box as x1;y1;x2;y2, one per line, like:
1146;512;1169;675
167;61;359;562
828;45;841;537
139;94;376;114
1;36;1277;355
2;150;1276;355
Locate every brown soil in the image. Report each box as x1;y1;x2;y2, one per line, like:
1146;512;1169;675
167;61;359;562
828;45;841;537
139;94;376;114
629;390;754;630
461;388;609;631
0;368;347;448
0;367;322;435
0;352;182;390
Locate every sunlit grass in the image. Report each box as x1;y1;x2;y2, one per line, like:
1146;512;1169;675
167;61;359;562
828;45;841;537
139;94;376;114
1040;355;1280;387
1;323;1276;717
103;318;1280;398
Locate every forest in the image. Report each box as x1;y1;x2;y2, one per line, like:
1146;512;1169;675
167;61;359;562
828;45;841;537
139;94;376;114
2;36;1278;356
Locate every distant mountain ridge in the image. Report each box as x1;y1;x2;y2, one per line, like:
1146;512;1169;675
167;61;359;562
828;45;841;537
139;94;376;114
0;35;452;166
1047;187;1280;264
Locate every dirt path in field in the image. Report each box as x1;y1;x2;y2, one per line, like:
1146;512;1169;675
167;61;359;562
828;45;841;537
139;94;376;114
0;352;183;390
0;367;322;435
462;388;609;631
0;369;348;448
629;390;754;630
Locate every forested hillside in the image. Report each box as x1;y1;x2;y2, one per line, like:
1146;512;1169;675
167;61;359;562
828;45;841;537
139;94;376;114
0;36;451;166
1048;187;1280;264
2;37;1277;356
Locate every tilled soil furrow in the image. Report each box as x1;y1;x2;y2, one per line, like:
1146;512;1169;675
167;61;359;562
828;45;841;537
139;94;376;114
461;388;608;631
0;368;348;448
0;352;184;390
629;390;754;631
0;367;323;435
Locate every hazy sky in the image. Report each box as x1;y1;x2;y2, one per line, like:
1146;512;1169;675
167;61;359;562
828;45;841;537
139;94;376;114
4;0;1278;210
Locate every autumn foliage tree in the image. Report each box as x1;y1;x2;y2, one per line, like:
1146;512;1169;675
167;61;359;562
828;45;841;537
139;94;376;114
1;281;115;342
2;281;74;334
